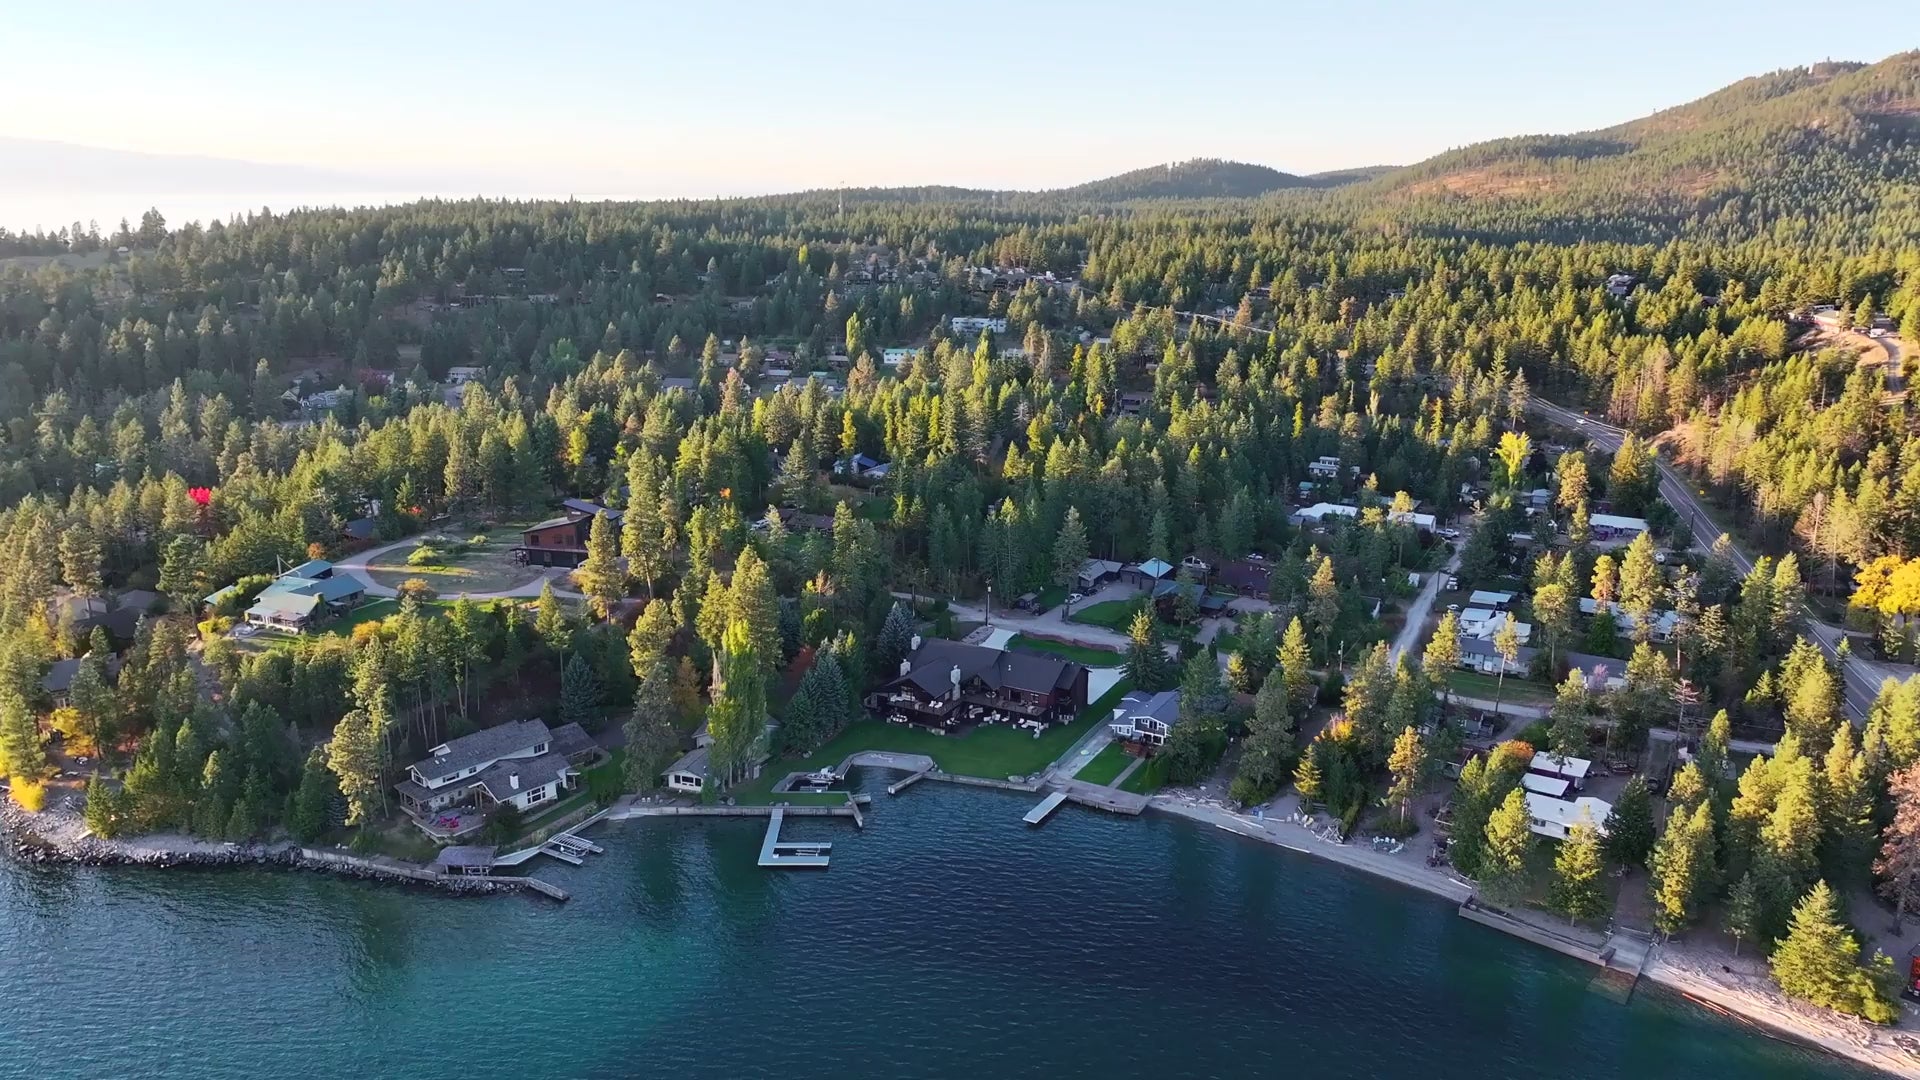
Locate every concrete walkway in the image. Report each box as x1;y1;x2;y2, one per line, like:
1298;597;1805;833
334;535;583;601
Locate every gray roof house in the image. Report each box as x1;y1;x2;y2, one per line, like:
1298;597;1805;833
394;719;600;837
1108;689;1182;750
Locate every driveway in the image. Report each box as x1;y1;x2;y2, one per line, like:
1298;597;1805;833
336;536;583;601
1390;553;1460;665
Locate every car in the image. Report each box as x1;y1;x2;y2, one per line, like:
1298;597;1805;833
1447;604;1460;614
1654;551;1668;564
1438;528;1461;540
1576;418;1587;425
1067;592;1085;604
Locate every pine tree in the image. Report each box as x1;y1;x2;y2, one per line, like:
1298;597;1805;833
1124;608;1167;691
574;511;625;619
1649;802;1715;936
1422;611;1462;707
1306;556;1339;659
0;690;47;786
875;601;916;678
627;597;676;678
1876;762;1920;930
1482;787;1536;891
623;661;681;793
560;653;603;726
324;707;384;827
1547;668;1590;759
535;581;572;654
1278;616;1315;718
1293;747;1324;809
1601;775;1656;868
1724;870;1764;957
1770;880;1896;1023
1053;508;1090;613
1385;726;1426;827
1549;823;1608;923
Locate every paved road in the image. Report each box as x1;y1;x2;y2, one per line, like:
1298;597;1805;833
1527;399;1889;718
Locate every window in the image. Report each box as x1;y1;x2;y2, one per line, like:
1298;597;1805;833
524;786;548;805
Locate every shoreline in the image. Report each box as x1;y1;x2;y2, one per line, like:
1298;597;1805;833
0;801;519;898
1147;793;1920;1079
9;781;1920;1075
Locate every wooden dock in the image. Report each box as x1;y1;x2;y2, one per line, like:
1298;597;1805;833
887;769;932;795
758;809;832;868
505;876;570;901
1055;779;1150;816
1023;791;1069;825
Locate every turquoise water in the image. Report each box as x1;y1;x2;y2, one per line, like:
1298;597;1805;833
0;772;1878;1080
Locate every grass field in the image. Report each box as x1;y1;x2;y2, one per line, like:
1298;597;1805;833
1444;670;1555;705
1070;599;1142;631
1007;634;1123;666
1074;741;1135;785
1119;753;1170;795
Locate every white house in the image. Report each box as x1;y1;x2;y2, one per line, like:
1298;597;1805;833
1589;513;1649;540
395;720;598;831
1521;773;1573;799
1307;455;1342;479
1524;792;1613;841
445;366;484;385
881;347;916;366
1108;690;1182;751
1458;637;1537;675
950;316;1008;335
241;559;367;632
664;719;776;795
1459;608;1531;644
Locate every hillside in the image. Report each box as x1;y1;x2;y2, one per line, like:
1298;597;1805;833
1051;158;1321;200
1350;51;1920;243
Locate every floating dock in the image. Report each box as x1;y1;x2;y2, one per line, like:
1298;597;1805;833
758;809;832;868
505;876;570;901
1023;791;1069;825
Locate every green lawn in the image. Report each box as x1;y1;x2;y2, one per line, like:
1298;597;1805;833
1120;753;1171;795
1072;599;1142;630
1075;741;1134;785
1444;670;1555;705
1007;634;1123;666
733;680;1135;798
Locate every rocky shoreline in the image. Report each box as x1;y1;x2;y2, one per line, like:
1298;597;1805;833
0;801;517;896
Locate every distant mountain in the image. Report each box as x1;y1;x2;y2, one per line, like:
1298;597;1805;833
1354;51;1920;239
0;137;378;194
1053;158;1352;201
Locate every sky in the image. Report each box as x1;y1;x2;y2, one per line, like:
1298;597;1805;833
2;0;1914;228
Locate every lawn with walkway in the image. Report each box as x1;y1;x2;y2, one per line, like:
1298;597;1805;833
1069;598;1142;631
1075;741;1135;786
366;527;547;595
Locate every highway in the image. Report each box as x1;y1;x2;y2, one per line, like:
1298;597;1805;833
1525;399;1891;720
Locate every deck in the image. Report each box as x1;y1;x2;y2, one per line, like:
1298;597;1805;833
1054;778;1150;816
1023;791;1069;825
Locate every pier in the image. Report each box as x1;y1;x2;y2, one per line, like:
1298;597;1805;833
1023;790;1069;825
887;769;932;795
758;809;833;868
504;876;570;901
1055;779;1150;816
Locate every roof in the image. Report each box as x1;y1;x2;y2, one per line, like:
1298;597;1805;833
1468;591;1514;607
115;589;160;612
287;558;333;579
1459;637;1539;665
1134;558;1174;579
290;576;365;603
40;654;121;694
412;720;553;785
889;639;1082;700
1564;651;1624;688
1078;558;1123;580
1531;752;1593;780
343;517;379;540
1521;773;1573;798
1212;558;1269;591
435;845;496;869
561;498;623;521
1589;513;1649;532
548;721;598;760
248;591;321;617
525;514;580;532
1116;689;1181;728
1524;793;1612;835
666;744;711;778
471;751;575;802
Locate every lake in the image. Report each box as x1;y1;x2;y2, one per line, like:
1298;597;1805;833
0;772;1876;1080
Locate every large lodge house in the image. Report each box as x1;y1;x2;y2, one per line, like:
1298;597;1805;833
514;499;622;568
868;638;1089;731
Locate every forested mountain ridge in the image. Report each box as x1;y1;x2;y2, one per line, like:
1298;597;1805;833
1051;158;1350;200
1350;51;1920;244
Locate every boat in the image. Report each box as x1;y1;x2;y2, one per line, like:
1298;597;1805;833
804;769;840;787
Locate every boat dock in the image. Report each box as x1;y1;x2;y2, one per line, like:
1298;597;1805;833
1023;790;1069;825
887;769;932;795
1055;779;1150;816
508;876;570;901
539;832;602;866
758;809;832;868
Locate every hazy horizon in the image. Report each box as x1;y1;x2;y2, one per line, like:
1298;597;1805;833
3;1;1914;232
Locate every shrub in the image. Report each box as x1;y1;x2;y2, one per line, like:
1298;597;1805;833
407;545;443;567
483;804;524;844
467;534;489;547
397;578;439;603
1318;670;1345;705
10;779;48;812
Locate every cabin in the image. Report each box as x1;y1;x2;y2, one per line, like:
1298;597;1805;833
1107;689;1182;754
516;506;622;568
868;638;1088;732
1529;751;1594;792
1121;558;1175;589
1151;579;1229;623
1577;598;1678;642
662;717;777;795
40;653;123;708
950;316;1008;335
1589;513;1649;541
395;719;599;836
1563;651;1625;691
1459;608;1531;644
881;347;916;367
1524;792;1613;841
1307;455;1342;479
1075;559;1123;592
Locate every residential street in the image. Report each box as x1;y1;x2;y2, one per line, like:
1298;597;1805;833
1527;398;1894;719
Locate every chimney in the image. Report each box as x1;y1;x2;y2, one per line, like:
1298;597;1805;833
910;634;922;651
950;665;962;700
899;659;913;678
509;771;520;791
